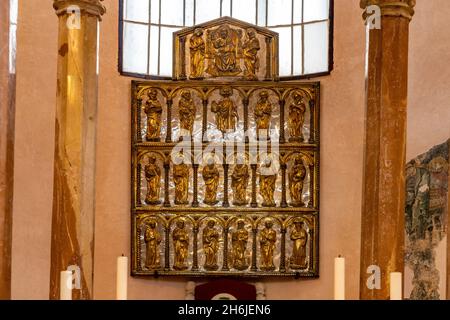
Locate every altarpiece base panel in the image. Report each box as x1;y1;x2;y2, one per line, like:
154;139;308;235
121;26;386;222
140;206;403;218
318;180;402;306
131;80;320;278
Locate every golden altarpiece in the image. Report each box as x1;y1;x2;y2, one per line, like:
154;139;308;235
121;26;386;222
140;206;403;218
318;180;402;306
131;17;319;278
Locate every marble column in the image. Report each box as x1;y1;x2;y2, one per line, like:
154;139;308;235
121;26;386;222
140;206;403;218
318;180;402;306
359;0;415;300
50;0;105;300
0;0;14;300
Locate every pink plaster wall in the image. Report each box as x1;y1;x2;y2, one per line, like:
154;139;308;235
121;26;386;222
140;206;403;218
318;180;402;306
11;0;57;299
406;0;450;160
10;0;449;300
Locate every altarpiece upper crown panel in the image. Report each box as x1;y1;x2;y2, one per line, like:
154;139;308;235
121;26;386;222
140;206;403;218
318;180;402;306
173;17;279;81
131;18;320;279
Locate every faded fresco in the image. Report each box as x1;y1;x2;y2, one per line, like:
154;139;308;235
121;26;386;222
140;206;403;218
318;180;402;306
405;140;449;300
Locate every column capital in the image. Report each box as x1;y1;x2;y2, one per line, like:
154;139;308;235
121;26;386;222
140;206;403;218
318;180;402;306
360;0;415;21
53;0;106;18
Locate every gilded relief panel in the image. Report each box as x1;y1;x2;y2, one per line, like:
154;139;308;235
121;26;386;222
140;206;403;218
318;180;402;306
131;81;320;277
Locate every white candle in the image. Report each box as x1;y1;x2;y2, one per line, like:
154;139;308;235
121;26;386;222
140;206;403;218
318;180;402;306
116;255;128;300
390;272;402;300
60;270;73;300
334;256;345;300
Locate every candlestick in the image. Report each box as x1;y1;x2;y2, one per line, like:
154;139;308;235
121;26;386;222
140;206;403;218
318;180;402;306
334;256;345;300
390;272;402;300
60;270;73;300
116;255;128;300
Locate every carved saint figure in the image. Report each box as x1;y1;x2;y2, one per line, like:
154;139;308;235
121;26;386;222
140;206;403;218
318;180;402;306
202;220;220;271
207;25;241;76
259;221;277;271
144;220;161;269
145;155;161;205
288;90;307;142
189;28;206;79
259;159;277;207
289;155;306;207
178;90;196;138
231;220;249;270
231;161;249;206
211;87;238;133
242;28;260;80
202;158;220;205
173;157;189;205
143;89;163;141
290;220;308;269
173;219;189;271
254;90;272;140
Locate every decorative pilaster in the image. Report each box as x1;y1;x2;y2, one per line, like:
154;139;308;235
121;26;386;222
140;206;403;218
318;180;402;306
166;99;173;143
251;228;258;271
136;224;142;271
136;163;142;206
163;161;171;207
359;0;415;300
264;37;272;81
308;228;313;270
280;161;287;208
243;97;249;143
250;164;258;208
222;227;229;271
279;100;285;144
50;0;105;300
164;227;170;271
192;226;199;271
222;162;230;207
279;228;287;272
179;36;187;80
202;99;208;143
137;98;143;143
308;163;314;208
308;100;315;144
192;164;199;207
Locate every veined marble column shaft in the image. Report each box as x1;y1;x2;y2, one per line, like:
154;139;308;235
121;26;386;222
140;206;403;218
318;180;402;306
50;0;105;300
359;0;415;300
0;0;14;300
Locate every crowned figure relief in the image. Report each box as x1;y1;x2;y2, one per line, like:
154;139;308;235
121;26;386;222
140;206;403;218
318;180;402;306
206;25;242;77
